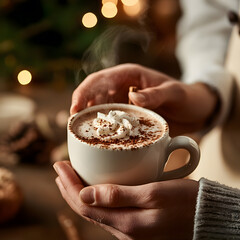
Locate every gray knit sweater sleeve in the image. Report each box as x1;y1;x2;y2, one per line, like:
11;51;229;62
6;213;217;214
193;178;240;239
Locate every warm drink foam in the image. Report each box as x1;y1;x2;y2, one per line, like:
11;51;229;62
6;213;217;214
70;107;164;150
93;110;140;140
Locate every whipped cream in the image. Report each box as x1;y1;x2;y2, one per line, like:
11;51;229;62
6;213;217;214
72;107;164;150
93;110;140;140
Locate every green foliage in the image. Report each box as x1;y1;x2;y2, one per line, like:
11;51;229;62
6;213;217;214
0;0;106;84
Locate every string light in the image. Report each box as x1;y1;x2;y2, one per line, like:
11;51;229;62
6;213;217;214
101;2;118;18
102;0;118;5
121;0;138;7
82;12;98;28
17;70;32;85
123;0;142;17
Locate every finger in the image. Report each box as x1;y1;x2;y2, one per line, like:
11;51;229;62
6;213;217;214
55;177;131;239
87;99;95;108
64;160;72;166
57;176;159;240
70;73;106;114
55;176;100;226
54;164;138;239
70;64;145;114
55;176;93;221
56;174;134;238
129;80;182;110
70;84;91;115
53;161;85;206
79;183;159;208
55;176;81;213
93;94;109;105
57;160;72;166
56;173;152;238
53;161;82;187
96;222;131;240
80;179;198;208
81;206;158;239
128;88;164;109
70;68;121;114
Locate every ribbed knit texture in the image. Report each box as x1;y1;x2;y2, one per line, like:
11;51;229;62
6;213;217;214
193;178;240;239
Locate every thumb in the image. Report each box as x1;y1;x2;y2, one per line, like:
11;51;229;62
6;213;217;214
129;86;166;109
79;183;161;208
70;90;88;115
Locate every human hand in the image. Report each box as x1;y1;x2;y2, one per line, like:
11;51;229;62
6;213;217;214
54;161;199;240
70;64;218;136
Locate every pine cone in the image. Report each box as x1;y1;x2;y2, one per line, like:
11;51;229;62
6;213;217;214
0;121;55;164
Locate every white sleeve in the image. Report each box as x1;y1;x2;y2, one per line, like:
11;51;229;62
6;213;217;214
176;0;239;126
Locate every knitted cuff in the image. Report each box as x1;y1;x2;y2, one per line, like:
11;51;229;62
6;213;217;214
193;178;240;239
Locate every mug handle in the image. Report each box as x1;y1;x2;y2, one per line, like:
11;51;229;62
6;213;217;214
160;136;200;181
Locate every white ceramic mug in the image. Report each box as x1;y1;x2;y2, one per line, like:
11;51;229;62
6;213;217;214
67;103;200;185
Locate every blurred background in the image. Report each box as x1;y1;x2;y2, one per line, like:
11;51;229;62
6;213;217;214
0;0;181;239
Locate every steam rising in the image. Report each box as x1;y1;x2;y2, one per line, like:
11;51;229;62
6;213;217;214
76;25;151;84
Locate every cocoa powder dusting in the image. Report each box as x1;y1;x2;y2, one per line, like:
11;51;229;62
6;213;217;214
76;128;162;150
71;109;164;150
139;118;154;127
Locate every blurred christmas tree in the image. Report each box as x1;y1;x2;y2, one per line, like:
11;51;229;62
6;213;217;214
0;0;181;90
0;0;110;88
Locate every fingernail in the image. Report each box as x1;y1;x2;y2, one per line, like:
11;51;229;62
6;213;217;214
53;163;59;174
129;92;146;103
70;105;76;115
80;187;95;205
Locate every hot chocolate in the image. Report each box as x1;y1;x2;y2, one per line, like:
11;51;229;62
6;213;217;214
70;106;164;150
68;103;200;185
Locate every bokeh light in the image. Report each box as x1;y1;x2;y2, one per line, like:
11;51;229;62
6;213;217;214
102;0;118;5
123;0;142;17
101;2;118;18
17;70;32;85
82;12;98;28
121;0;138;7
